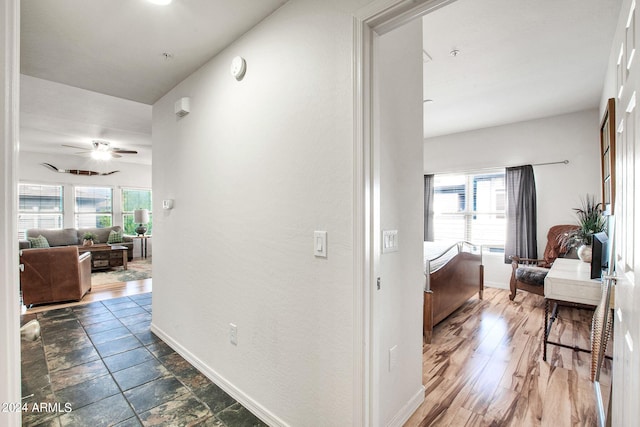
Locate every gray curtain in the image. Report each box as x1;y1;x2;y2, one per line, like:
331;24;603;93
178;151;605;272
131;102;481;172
424;174;434;241
505;165;537;263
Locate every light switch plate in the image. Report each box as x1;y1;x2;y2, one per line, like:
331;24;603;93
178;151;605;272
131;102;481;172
382;230;399;253
314;231;327;257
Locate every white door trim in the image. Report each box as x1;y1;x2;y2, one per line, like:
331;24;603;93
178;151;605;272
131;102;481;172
0;0;22;425
352;1;456;425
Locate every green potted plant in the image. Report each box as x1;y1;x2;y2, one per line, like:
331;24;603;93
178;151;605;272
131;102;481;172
82;232;98;247
560;194;606;262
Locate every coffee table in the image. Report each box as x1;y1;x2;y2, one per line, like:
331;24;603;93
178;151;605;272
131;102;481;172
78;244;128;271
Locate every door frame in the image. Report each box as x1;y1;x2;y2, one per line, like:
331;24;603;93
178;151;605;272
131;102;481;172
1;0;21;425
352;0;456;424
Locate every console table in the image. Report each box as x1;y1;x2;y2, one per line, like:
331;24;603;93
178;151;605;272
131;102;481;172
543;258;604;361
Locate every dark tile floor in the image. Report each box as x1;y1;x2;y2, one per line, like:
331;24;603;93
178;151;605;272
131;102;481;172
21;293;267;427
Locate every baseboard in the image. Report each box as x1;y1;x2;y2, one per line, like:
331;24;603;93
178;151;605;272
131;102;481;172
150;323;289;427
386;385;425;427
484;280;508;290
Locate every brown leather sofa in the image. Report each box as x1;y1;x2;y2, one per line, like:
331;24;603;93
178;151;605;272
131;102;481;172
20;246;92;306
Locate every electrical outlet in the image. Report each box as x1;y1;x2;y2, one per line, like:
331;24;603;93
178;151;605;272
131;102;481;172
229;323;238;346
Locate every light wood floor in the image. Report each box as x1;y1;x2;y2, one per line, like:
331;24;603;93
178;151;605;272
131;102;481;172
405;287;611;427
23;278;152;315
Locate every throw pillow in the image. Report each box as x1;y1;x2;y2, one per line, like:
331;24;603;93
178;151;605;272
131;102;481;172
28;235;50;248
107;229;123;244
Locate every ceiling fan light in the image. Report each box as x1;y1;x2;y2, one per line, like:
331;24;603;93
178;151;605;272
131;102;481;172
91;150;111;161
147;0;172;5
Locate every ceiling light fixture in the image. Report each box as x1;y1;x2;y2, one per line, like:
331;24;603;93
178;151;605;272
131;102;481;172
91;150;112;161
147;0;172;5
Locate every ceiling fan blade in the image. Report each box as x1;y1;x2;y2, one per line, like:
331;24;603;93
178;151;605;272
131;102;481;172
112;149;138;154
62;144;90;151
111;153;122;158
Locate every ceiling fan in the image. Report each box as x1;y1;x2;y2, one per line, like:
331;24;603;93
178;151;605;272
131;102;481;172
62;140;138;160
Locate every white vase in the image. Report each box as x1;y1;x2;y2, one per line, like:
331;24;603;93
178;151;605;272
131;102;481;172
577;245;592;263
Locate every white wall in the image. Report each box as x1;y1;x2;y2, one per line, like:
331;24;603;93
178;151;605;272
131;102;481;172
375;20;425;426
424;110;602;287
151;1;371;425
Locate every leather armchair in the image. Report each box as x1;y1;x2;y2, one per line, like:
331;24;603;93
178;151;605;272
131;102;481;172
20;246;92;306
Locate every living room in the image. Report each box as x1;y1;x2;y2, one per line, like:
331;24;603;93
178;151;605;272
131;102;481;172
3;0;639;426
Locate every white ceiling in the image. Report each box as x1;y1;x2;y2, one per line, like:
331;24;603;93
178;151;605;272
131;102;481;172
19;0;288;166
422;0;622;138
18;0;623;165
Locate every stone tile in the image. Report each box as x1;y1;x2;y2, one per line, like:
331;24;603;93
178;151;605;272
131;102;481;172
38;307;75;320
46;345;101;372
128;293;151;303
38;318;82;336
215;402;268;427
55;374;120;410
44;334;94;360
192;382;236;414
111;306;148;318
118;312;151;327
113;417;143;427
94;335;142;358
126;321;153;334
141;304;153;312
124;377;189;414
49;359;110;391
83;318;124;335
30;417;62;427
112;359;171;391
59;393;135;427
21;357;53;395
87;326;132;344
21;386;63;427
138;394;212;426
105;300;140;312
77;311;117;326
133;330;161;346
72;303;110;317
103;347;155;373
102;297;134;307
191;415;226;426
146;341;175;358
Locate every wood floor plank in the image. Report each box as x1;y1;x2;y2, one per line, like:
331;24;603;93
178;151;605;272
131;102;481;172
406;287;603;427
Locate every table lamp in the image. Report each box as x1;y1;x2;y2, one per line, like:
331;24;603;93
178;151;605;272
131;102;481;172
134;209;149;236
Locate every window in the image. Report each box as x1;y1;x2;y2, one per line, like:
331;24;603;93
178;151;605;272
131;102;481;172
122;188;152;235
433;171;506;246
75;186;113;228
18;183;64;239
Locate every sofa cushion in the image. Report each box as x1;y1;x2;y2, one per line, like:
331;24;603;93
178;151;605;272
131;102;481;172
26;228;79;247
107;229;123;244
27;235;50;248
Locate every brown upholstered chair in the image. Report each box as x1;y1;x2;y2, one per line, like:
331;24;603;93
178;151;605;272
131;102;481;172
20;246;92;306
509;224;579;301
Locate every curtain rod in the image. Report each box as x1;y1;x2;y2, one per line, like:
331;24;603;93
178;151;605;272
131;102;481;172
530;160;569;167
426;159;569;176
